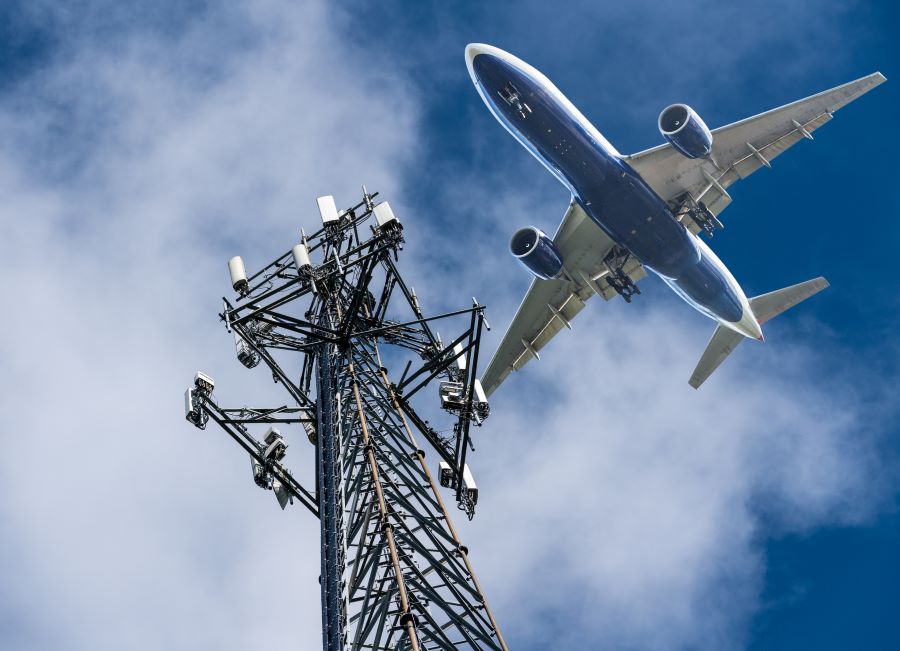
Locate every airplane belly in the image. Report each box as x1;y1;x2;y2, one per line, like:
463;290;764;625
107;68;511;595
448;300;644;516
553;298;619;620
492;87;700;277
667;261;744;323
576;177;695;278
573;158;744;324
503;91;701;279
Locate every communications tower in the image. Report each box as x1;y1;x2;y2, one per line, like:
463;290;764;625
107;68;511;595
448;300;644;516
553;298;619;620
183;190;507;651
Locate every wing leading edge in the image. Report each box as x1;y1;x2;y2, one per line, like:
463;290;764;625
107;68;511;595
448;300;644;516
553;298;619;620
480;200;645;396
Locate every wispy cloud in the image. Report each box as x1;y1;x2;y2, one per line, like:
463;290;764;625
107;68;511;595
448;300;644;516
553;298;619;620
463;305;890;650
400;163;893;650
0;2;417;648
0;1;893;650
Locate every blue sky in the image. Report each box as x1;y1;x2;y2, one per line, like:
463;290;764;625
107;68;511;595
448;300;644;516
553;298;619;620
0;1;897;649
353;6;900;645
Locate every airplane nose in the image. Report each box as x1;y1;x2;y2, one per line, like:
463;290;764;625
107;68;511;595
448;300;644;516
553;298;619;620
465;43;490;68
465;43;492;83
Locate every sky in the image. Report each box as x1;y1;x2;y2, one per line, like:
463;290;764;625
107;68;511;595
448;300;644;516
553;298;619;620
0;1;897;650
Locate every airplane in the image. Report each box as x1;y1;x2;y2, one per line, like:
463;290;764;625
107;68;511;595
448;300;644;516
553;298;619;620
465;43;885;395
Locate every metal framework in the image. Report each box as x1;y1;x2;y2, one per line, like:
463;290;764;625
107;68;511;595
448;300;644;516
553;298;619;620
184;189;507;651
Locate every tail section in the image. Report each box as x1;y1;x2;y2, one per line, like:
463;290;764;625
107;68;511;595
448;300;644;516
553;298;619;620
688;277;829;389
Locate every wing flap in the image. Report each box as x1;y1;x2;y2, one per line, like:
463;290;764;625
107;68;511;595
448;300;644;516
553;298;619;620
730;111;833;180
524;291;586;358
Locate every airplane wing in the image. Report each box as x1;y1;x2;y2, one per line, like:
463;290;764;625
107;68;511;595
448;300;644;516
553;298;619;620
625;72;886;234
480;200;646;396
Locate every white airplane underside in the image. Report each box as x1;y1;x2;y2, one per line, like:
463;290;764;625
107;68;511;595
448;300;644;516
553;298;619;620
466;43;885;394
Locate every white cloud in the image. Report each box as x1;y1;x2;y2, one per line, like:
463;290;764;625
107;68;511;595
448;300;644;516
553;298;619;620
0;2;892;651
460;303;887;650
0;2;417;649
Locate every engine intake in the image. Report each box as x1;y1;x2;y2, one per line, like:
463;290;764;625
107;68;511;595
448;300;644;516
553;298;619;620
658;104;712;159
510;227;564;280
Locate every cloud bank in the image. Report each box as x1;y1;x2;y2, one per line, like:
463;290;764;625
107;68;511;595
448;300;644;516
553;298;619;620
0;2;893;650
0;2;417;648
465;303;888;651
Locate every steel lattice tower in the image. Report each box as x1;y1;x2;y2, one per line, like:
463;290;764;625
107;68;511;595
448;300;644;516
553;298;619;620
184;190;507;651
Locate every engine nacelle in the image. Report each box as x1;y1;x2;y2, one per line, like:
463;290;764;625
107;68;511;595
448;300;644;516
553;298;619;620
510;226;564;280
658;104;712;159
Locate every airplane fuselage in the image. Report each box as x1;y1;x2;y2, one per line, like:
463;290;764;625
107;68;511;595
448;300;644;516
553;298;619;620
467;45;762;339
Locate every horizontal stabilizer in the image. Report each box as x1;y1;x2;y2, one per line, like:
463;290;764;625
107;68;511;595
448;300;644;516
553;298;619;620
689;325;744;389
749;277;829;324
689;276;829;389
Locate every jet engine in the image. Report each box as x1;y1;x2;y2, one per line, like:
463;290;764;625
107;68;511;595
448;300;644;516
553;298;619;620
658;104;713;159
510;226;564;280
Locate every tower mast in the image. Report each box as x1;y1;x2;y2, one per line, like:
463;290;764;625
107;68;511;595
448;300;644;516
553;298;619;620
184;190;506;651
